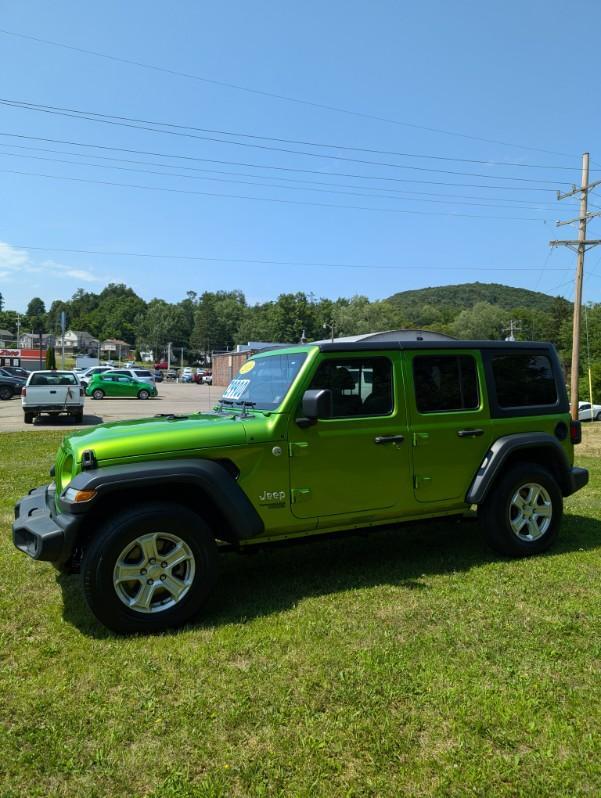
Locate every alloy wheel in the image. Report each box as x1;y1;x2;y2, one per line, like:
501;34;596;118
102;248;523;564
112;532;196;614
509;482;553;542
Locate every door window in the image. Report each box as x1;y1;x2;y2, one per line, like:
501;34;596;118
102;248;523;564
413;355;479;413
309;357;393;417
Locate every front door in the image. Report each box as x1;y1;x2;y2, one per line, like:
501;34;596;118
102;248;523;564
288;354;413;521
407;350;493;503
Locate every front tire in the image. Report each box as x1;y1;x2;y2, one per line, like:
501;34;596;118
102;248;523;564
81;502;218;633
479;463;562;557
137;389;150;400
92;389;104;400
0;386;12;400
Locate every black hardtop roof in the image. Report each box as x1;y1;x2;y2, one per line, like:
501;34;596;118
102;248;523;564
318;340;555;353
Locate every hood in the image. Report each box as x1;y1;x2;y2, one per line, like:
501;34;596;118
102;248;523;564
64;411;250;464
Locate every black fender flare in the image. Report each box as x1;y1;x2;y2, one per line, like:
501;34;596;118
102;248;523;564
466;432;580;504
62;458;264;543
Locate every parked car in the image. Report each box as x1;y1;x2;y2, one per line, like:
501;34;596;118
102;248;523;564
12;338;589;633
0;374;24;400
0;367;26;387
110;368;156;384
203;372;213;385
21;370;84;424
0;366;29;380
153;370;164;383
578;401;601;421
125;361;135;368
154;360;168;370
86;373;157;400
181;367;193;383
79;366;114;390
164;369;178;382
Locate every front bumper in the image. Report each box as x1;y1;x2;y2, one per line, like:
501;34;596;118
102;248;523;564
13;485;81;565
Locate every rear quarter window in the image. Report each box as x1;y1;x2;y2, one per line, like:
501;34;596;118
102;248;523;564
491;353;557;408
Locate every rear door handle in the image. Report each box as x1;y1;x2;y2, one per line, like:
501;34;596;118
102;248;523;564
457;428;484;438
374;434;405;445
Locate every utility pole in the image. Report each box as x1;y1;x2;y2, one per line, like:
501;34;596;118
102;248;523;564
503;319;521;341
549;152;601;420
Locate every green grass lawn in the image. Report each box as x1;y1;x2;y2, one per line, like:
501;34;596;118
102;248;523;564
1;429;600;797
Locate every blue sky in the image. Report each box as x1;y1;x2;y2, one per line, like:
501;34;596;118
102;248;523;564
1;0;600;313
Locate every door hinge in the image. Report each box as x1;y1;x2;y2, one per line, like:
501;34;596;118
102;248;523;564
289;441;310;457
291;488;312;504
414;474;433;490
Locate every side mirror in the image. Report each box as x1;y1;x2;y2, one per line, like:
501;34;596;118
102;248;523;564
297;389;332;427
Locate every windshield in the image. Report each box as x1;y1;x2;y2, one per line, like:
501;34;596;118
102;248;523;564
221;352;307;411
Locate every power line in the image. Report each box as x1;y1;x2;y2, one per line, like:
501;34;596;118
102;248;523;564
0;98;573;185
0;132;564;193
0;167;552;220
0;141;569;208
0;241;574;271
0;149;562;212
0;27;577;159
0;97;586;172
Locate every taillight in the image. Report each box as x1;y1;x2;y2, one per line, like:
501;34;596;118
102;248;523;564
570;420;582;445
21;387;26;397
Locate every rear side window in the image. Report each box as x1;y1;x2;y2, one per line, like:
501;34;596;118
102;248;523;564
413;355;479;413
491;353;557;407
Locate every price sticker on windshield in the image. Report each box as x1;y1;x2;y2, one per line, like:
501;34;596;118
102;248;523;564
222;379;251;401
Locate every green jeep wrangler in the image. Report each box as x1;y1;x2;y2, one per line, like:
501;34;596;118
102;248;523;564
13;338;588;633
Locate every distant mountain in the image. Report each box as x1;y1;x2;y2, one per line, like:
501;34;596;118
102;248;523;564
386;282;569;315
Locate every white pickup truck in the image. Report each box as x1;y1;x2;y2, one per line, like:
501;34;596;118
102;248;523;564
21;370;85;424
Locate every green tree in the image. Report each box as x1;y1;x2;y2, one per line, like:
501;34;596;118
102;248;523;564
45;346;57;369
27;297;46;317
450;302;507;340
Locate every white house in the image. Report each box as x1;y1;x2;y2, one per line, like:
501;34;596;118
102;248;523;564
55;330;99;353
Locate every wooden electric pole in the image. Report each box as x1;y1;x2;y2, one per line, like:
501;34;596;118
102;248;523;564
549;152;601;420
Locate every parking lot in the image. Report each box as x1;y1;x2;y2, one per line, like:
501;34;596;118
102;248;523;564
0;381;220;431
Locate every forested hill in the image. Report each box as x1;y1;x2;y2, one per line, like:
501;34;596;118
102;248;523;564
387;282;569;316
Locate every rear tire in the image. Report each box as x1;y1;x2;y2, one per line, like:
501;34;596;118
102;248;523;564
73;411;84;423
24;412;33;424
479;462;562;557
92;389;104;400
596;412;601;422
81;502;218;634
137;389;150;400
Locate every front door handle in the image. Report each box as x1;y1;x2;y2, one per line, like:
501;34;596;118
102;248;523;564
457;428;484;438
374;434;405;445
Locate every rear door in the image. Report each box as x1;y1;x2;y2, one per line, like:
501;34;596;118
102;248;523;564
406;349;493;503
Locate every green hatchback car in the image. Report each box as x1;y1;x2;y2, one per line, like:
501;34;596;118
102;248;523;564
13;338;589;633
86;373;157;400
